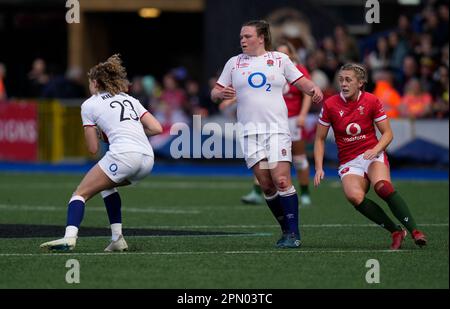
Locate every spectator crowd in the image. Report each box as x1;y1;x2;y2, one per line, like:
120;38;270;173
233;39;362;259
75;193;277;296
1;0;448;128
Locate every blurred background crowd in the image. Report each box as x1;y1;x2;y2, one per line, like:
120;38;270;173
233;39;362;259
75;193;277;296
0;1;447;124
0;0;448;164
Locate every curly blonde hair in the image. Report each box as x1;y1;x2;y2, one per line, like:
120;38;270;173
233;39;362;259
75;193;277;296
87;54;130;95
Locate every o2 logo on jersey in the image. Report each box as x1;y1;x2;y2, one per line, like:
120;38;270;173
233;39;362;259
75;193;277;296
345;123;362;136
248;72;271;92
109;163;118;176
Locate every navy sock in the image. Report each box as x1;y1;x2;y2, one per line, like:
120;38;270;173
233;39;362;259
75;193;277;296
279;187;300;237
103;191;122;224
66;196;85;228
265;193;288;233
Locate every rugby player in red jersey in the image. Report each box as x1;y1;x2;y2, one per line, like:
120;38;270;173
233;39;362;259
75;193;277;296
314;63;427;250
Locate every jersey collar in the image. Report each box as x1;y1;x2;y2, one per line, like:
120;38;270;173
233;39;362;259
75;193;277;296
340;91;362;103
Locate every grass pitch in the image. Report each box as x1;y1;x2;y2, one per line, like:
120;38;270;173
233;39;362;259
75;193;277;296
0;173;447;288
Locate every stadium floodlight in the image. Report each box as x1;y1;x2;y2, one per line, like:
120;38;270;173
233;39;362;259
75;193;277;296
139;8;161;18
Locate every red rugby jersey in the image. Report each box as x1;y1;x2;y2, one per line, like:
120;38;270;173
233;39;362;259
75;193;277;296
318;91;387;165
284;64;311;117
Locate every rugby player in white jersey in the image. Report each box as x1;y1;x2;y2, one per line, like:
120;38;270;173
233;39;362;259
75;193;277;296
40;55;162;252
211;20;323;248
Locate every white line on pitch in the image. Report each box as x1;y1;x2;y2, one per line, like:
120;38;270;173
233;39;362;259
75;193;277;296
0;249;415;258
0;204;200;214
127;223;449;229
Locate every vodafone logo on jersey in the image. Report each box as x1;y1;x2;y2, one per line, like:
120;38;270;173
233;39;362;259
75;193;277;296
345;123;362;136
343;122;366;143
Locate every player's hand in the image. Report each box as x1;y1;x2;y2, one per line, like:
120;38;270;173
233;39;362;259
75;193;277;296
296;114;306;128
314;169;325;187
221;86;236;100
310;86;323;104
363;149;379;160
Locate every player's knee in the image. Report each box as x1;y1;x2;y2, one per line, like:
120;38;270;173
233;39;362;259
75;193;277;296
293;155;309;170
374;180;395;200
347;192;365;206
274;176;290;191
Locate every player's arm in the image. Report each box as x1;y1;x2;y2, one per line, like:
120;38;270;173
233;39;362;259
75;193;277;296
211;84;236;103
84;126;99;155
314;124;330;187
293;77;323;104
219;97;237;111
141;112;163;136
363;119;393;160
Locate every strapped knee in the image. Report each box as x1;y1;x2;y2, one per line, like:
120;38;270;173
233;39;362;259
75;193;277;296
278;185;296;197
293;155;309;170
374;180;395;200
101;188;118;198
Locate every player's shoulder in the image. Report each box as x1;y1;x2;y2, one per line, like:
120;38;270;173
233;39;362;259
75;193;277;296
116;92;133;100
269;51;291;65
225;54;241;64
81;94;98;109
270;51;288;59
121;92;141;104
361;91;379;102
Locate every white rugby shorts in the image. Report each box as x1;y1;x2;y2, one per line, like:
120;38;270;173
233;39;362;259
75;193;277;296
240;133;292;169
338;152;389;180
98;151;154;184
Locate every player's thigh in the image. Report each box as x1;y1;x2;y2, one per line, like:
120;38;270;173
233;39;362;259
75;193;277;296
341;174;369;205
367;161;391;184
75;164;117;200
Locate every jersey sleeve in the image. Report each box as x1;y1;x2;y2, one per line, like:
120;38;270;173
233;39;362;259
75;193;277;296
216;56;236;88
297;64;311;80
282;55;303;84
132;98;149;119
373;97;387;122
81;101;96;127
318;102;331;127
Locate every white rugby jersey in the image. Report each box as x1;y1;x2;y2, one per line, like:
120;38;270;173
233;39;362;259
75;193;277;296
217;51;303;135
81;92;153;156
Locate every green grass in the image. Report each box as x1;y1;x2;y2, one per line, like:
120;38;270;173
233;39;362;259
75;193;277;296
0;173;448;288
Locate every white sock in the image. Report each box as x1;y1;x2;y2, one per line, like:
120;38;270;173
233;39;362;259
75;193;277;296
64;225;79;238
111;223;122;241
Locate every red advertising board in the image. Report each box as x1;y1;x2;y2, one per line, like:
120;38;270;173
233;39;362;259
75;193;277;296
0;102;38;161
